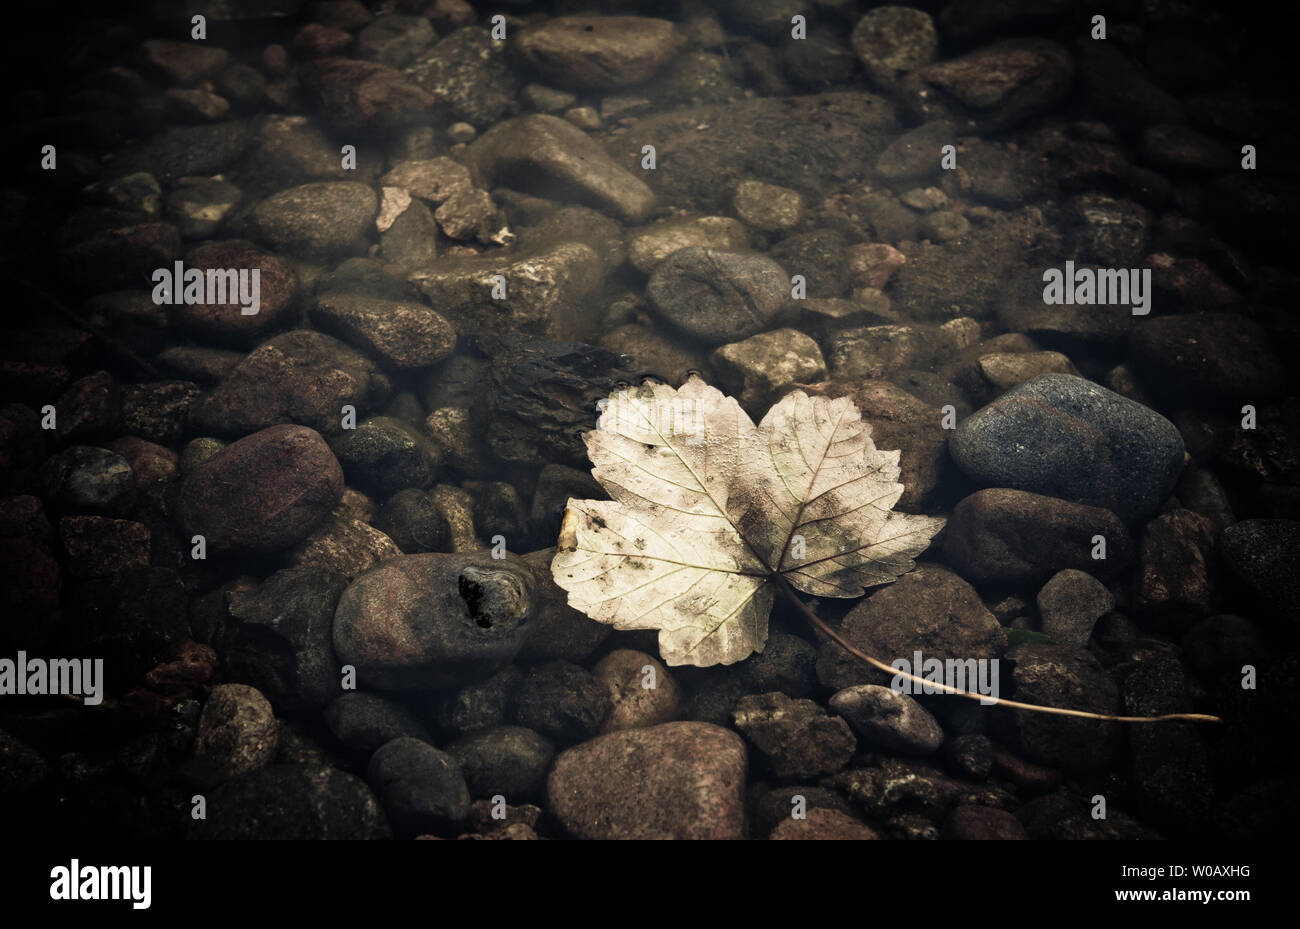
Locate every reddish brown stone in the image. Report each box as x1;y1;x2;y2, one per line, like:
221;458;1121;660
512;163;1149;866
547;721;747;840
770;808;881;840
107;436;178;488
173;242;298;343
177;424;344;554
59;516;152;577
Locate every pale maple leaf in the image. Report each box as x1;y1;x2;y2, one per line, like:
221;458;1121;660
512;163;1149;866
551;376;945;667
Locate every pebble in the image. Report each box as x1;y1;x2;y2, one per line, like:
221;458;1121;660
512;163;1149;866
1036;569;1114;647
285;512;401;580
827;323;944;381
189;330;392;438
58;516;151;578
943;806;1029;840
174;241;297;343
845;242;907;288
710;328;826;411
356;14;434;69
736;633;819;699
942;488;1134;584
546;721;747;840
249;182;378;260
410;241;605;341
433;665;519;738
194;683;279;783
977;350;1079;390
1071;193;1151;266
627;216;749;274
875;120;956;182
817;565;1006;692
52;371;120;441
323;692;431;754
950;374;1186;522
1134;510;1217;626
312;294;456;371
944;733;994;780
828;684;944;755
380;158;472;203
517;16;684;89
403;25;518;127
647;247;790;344
330;416;443;496
516;547;611;664
122;381;201;445
365;738;470;836
445;726;555;801
373;489;451;555
332;553;537;689
592;649;680;733
141;38;229;85
225;566;347;711
900;39;1075;130
105;437;176;488
40;446;136;516
771;808;881;840
510;661;610;744
467;114;654;224
298;57;438;133
732;692;856;779
1130;312;1289;403
1123;656;1213;827
1002;642;1122;769
177;424;343;555
850;7;938;86
732;180;804;231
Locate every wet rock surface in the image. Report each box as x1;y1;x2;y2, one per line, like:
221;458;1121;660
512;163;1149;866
177;424;343;555
546;721;746;840
1;0;1294;845
950;374;1185;522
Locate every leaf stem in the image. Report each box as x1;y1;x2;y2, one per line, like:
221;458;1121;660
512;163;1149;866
773;576;1222;725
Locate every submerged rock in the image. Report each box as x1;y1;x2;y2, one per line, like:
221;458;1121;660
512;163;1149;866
546;721;747;839
332;552;537;689
177;424;343;555
950;374;1185;522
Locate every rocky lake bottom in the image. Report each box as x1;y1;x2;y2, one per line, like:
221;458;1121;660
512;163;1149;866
0;0;1296;842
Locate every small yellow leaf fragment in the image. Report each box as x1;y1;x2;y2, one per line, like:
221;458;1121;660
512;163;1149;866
557;505;581;553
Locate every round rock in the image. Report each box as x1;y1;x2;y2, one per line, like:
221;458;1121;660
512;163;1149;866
193;683;279;782
546;721;747;840
517;16;685;89
851;6;939;86
445;725;554;801
647;246;788;344
177;424;343;555
332;552;537;689
828;684;944;755
949;373;1185;522
365;737;470;836
250;182;378;260
942;488;1133;584
592;649;680;733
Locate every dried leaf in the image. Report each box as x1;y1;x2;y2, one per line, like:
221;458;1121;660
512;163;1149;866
552;376;944;667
